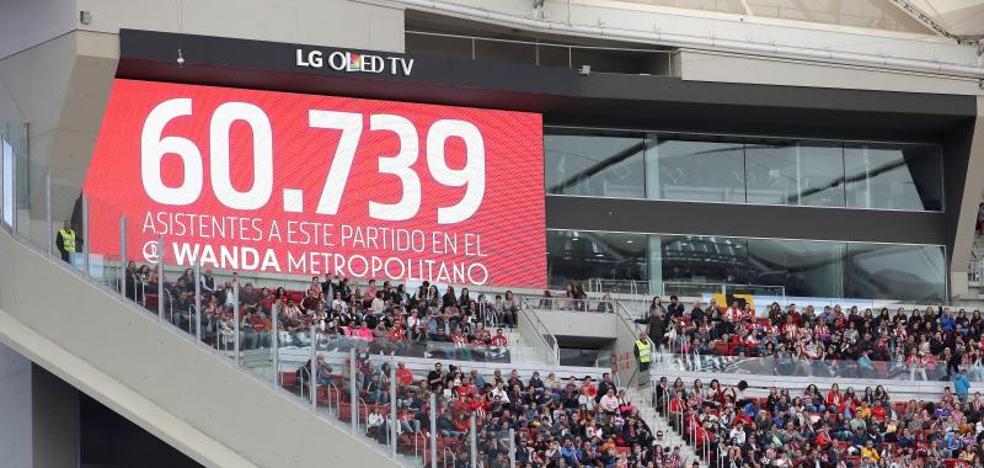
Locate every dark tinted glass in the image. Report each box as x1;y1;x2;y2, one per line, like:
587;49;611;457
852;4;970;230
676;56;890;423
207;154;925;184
546;230;648;289
845;244;946;302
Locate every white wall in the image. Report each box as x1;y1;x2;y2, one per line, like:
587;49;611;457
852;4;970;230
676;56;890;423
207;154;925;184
678;49;984;96
77;0;406;52
0;0;76;60
539;310;617;338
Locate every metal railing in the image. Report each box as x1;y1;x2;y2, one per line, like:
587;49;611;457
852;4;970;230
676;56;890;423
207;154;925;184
661;281;787;299
523;295;616;313
970;256;984;284
586;278;649;296
517;297;560;365
405;30;674;76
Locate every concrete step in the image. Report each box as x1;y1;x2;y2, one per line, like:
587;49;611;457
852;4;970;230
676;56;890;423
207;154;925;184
626;384;706;466
505;330;554;366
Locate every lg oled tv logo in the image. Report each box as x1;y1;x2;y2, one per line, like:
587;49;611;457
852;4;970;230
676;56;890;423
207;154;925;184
295;48;415;76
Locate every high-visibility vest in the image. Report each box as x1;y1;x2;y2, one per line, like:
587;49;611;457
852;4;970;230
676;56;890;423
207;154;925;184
59;229;77;253
636;340;652;363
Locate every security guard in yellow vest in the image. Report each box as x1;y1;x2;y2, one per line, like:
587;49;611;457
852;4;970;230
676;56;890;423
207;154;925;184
56;220;77;263
633;330;652;372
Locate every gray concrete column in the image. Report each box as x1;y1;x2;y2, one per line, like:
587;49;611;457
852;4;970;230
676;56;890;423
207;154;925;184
0;342;33;468
31;364;79;468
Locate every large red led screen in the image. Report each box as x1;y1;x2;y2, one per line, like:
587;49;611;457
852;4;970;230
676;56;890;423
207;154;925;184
84;79;545;288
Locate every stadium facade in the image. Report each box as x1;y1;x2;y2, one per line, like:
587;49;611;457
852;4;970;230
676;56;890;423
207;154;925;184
0;1;982;467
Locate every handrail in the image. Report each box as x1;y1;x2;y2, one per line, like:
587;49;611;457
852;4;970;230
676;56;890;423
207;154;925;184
662;280;787;299
441;446;455;468
614;299;658;388
518;297;560;366
614;300;643;337
524;296;616;313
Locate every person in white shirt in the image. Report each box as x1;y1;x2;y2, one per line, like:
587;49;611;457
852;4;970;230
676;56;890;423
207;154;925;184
366;408;387;443
407;310;421;329
331;292;347;313
370;291;386;314
491;382;510;403
729;423;746;444
599;389;620;413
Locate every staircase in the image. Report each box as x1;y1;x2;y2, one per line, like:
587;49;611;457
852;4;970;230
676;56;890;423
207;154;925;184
625;380;706;467
506;328;555;367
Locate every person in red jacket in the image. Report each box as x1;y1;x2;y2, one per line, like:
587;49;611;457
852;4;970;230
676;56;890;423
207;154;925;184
395;362;414;387
815;426;832;447
826;383;845;413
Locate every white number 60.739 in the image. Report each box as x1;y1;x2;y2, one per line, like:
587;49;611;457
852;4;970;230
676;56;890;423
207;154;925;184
142;98;486;224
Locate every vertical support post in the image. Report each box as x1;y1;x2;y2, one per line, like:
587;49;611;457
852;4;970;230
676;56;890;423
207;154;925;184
45;172;52;256
8;149;15;234
82;194;90;277
157;237;164;323
233;300;241;367
272;301;279;386
390;359;397;458
350;348;358;434
429;393;437;468
119;216;126;295
509;428;516;468
194;260;201;342
470;413;477;467
310;324;317;409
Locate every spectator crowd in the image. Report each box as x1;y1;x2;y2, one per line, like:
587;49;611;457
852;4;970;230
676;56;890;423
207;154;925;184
124;265;525;361
342;357;690;468
655;375;983;467
636;296;984;381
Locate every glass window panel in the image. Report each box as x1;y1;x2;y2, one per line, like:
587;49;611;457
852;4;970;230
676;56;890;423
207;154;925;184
845;244;946;302
865;144;923;210
660;235;749;285
845;143;942;211
798;142;846;207
745;239;845;298
744;140;798;205
547;230;648;289
653;136;745;203
474;39;536;65
844;144;870;209
544;131;646;198
404;32;473;59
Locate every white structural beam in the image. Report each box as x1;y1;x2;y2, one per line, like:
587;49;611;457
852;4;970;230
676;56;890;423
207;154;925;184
887;0;955;40
397;0;984;79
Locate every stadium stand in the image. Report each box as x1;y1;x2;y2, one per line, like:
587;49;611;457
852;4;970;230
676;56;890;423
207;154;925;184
652;376;983;467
